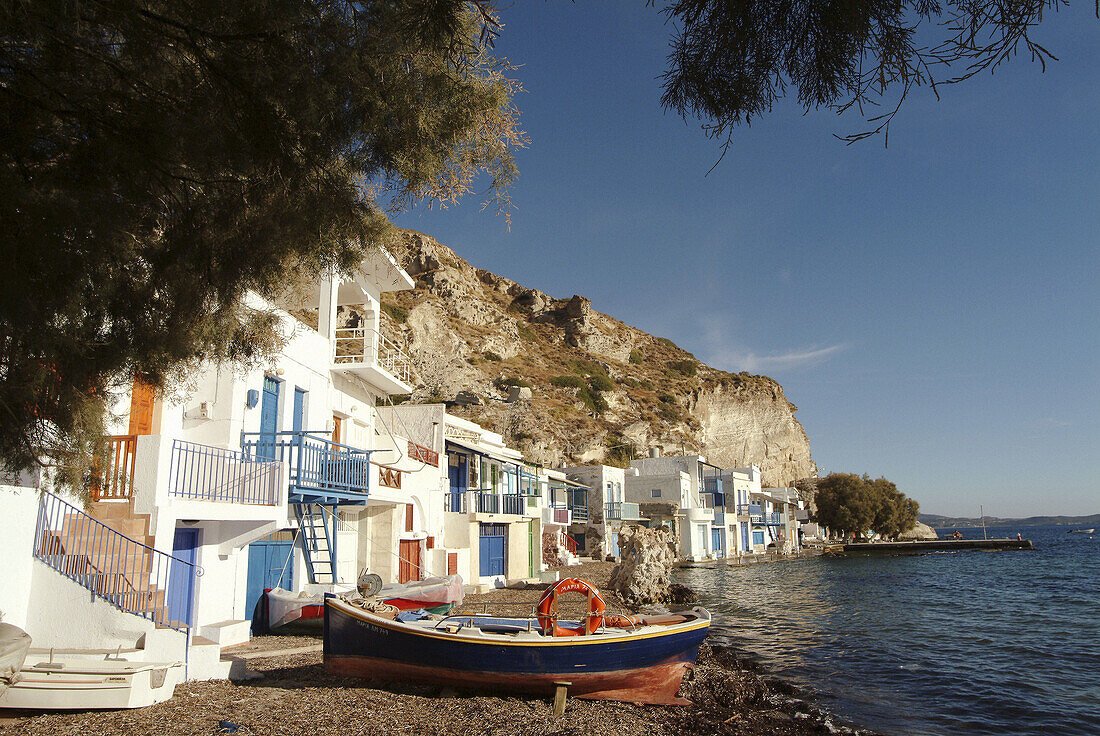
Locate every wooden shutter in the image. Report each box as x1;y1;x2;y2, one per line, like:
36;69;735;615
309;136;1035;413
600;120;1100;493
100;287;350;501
128;379;156;435
405;503;414;532
447;552;458;575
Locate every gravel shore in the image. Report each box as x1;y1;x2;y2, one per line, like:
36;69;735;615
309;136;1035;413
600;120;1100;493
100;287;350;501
0;561;876;736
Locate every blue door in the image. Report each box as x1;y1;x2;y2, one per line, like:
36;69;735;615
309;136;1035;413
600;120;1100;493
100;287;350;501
166;528;199;627
479;524;505;577
246;541;294;620
257;376;281;459
292;387;306;433
741;522;750;551
753;530;765;547
448;454;467;511
609;528;621;557
570;532;586;552
712;528;723;555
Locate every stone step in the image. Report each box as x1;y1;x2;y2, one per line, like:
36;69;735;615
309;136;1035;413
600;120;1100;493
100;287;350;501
198;620;251;648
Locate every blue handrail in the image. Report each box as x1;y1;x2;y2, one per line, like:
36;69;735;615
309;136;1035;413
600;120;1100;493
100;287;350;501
33;491;200;631
170;440;282;505
241;430;372;496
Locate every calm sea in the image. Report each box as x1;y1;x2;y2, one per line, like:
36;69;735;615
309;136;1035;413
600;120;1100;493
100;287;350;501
675;525;1100;736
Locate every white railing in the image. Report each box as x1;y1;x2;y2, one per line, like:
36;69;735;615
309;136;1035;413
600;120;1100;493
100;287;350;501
333;327;412;384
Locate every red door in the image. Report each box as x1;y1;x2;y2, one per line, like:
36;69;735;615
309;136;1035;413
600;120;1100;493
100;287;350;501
398;539;421;584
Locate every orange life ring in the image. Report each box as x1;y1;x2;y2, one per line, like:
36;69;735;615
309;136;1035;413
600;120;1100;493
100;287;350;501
536;578;606;636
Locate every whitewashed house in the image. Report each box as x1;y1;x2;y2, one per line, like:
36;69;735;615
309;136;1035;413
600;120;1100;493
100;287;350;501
375;404;556;590
0;248;436;679
625;453;719;561
563;464;642;559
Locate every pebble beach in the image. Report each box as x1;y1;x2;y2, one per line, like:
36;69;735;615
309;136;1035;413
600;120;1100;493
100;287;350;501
0;562;874;736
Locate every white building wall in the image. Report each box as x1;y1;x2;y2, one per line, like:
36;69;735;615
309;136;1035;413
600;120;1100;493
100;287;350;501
0;485;41;628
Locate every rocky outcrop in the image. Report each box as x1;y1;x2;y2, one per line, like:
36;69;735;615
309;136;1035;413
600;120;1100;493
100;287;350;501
689;381;816;487
899;521;939;540
380;228;816;484
608;525;679;607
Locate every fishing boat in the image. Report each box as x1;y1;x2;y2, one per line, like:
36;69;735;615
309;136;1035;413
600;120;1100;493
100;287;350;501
267;574;465;630
1068;528;1095;534
323;578;710;705
0;657;184;710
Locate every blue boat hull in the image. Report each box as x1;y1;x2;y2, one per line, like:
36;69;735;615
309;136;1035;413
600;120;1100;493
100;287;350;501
323;598;709;704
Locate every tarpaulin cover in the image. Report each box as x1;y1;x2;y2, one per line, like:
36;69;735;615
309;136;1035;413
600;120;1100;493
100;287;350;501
379;575;464;609
0;623;31;696
266;588;323;630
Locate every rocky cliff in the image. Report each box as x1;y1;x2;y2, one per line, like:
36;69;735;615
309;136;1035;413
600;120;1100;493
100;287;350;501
380;230;817;486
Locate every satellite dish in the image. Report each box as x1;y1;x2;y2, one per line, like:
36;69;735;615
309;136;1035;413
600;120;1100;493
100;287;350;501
357;570;383;597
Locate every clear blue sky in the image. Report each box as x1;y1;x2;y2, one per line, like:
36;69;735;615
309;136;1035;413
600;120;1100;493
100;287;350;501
396;2;1100;517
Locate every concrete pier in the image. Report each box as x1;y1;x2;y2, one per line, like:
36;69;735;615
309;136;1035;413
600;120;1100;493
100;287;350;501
825;538;1034;555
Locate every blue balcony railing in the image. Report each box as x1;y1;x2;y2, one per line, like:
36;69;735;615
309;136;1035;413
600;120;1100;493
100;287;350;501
738;503;764;522
34;491;199;632
565;486;589;522
170;440;282;505
765;512;785;525
241;430;372;501
703;476;724;495
501;494;524;515
445;489;531;515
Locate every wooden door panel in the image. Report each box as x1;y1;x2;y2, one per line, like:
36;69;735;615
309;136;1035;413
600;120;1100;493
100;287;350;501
128;379;156;435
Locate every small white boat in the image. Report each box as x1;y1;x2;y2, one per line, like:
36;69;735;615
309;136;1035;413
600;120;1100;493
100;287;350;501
0;657;184;710
1069;528;1095;534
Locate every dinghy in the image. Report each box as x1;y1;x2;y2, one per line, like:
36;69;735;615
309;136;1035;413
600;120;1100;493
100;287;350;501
0;656;185;710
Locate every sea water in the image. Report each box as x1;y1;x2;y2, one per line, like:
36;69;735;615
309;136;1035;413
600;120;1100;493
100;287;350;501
675;525;1100;736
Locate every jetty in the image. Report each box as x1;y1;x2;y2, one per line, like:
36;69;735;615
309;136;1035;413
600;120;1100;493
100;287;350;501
824;538;1033;555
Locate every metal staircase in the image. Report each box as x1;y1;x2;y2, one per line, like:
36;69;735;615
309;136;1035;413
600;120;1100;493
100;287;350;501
293;503;338;584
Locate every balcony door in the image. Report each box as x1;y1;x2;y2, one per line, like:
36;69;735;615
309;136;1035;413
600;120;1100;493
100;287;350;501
448;454;467;511
257;376;280;460
292;387;307;433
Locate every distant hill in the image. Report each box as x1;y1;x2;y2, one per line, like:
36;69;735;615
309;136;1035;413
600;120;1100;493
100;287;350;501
376;229;817;485
919;513;1100;529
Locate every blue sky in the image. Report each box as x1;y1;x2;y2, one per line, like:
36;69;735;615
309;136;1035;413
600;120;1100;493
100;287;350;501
395;2;1099;517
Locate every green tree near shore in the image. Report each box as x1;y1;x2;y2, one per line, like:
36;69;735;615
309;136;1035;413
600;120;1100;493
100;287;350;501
813;473;919;540
0;0;524;484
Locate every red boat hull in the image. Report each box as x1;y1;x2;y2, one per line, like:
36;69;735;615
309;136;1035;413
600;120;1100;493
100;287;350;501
326;654;695;705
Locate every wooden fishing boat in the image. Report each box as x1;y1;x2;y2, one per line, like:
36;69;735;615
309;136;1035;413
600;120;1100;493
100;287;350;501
323;579;710;705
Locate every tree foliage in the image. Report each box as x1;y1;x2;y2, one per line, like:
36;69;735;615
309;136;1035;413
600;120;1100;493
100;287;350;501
0;0;524;482
812;473;919;539
656;0;1092;146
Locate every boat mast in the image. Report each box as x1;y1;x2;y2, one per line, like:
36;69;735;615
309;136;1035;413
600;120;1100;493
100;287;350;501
980;505;988;540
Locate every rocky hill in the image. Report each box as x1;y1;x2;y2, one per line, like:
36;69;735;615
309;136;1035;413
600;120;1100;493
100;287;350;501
380;230;817;486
